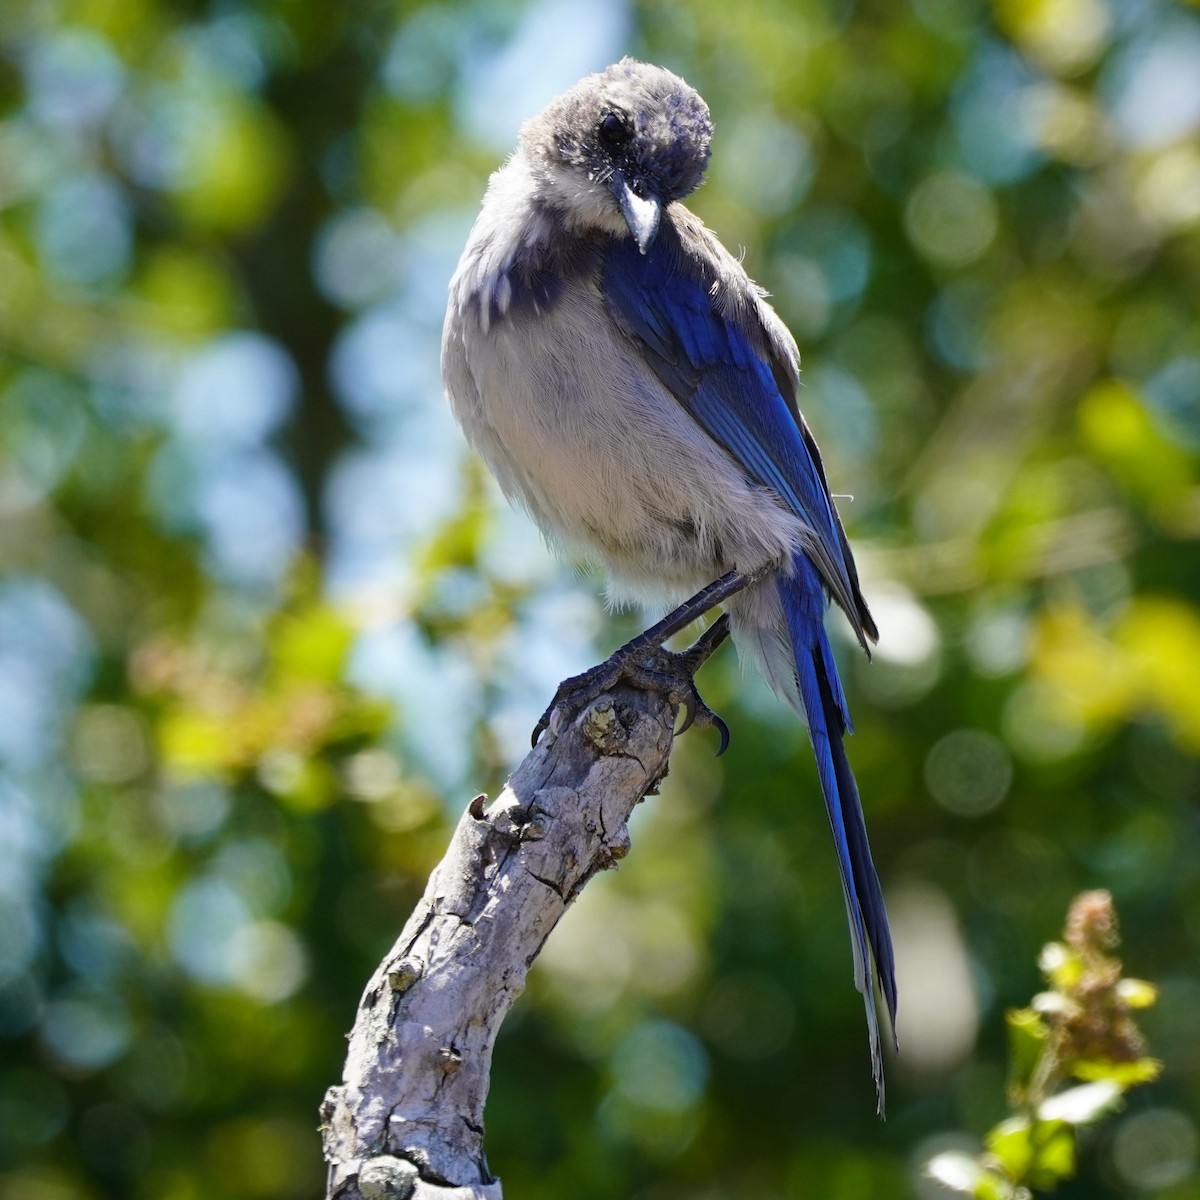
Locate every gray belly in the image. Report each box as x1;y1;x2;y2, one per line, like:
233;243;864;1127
443;278;800;598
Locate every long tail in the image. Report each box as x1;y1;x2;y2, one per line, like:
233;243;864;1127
728;557;898;1113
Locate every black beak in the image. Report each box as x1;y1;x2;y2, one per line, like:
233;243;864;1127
610;170;661;254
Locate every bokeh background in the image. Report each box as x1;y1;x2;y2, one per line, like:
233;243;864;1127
3;0;1200;1196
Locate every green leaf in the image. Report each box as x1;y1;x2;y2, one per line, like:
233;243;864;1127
1072;1058;1163;1086
987;1117;1034;1180
987;1118;1075;1188
1028;1120;1075;1188
1006;1008;1049;1099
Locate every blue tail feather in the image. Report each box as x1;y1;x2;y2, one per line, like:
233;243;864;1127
779;558;898;1114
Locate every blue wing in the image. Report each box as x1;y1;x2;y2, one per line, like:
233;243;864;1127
600;217;876;647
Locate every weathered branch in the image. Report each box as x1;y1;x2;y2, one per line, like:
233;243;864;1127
321;682;680;1200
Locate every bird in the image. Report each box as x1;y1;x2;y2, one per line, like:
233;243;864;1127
441;58;897;1111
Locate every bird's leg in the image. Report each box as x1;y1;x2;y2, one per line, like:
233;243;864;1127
531;564;772;754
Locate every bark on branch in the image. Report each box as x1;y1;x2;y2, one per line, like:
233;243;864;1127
321;682;681;1200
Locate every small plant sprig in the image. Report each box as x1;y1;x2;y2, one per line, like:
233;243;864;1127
928;890;1162;1199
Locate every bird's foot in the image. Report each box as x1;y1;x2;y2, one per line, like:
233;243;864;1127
532;615;732;754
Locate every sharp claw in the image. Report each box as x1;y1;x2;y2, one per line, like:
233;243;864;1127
712;713;731;757
532;698;561;746
676;694;697;734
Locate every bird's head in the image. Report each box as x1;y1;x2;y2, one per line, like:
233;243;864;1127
520;58;713;254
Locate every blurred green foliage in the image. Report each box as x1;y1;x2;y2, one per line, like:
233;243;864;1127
2;0;1200;1198
928;890;1162;1198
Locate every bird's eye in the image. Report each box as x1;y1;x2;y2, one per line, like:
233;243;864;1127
599;111;631;147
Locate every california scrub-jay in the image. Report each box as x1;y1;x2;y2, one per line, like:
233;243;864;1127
442;58;897;1109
